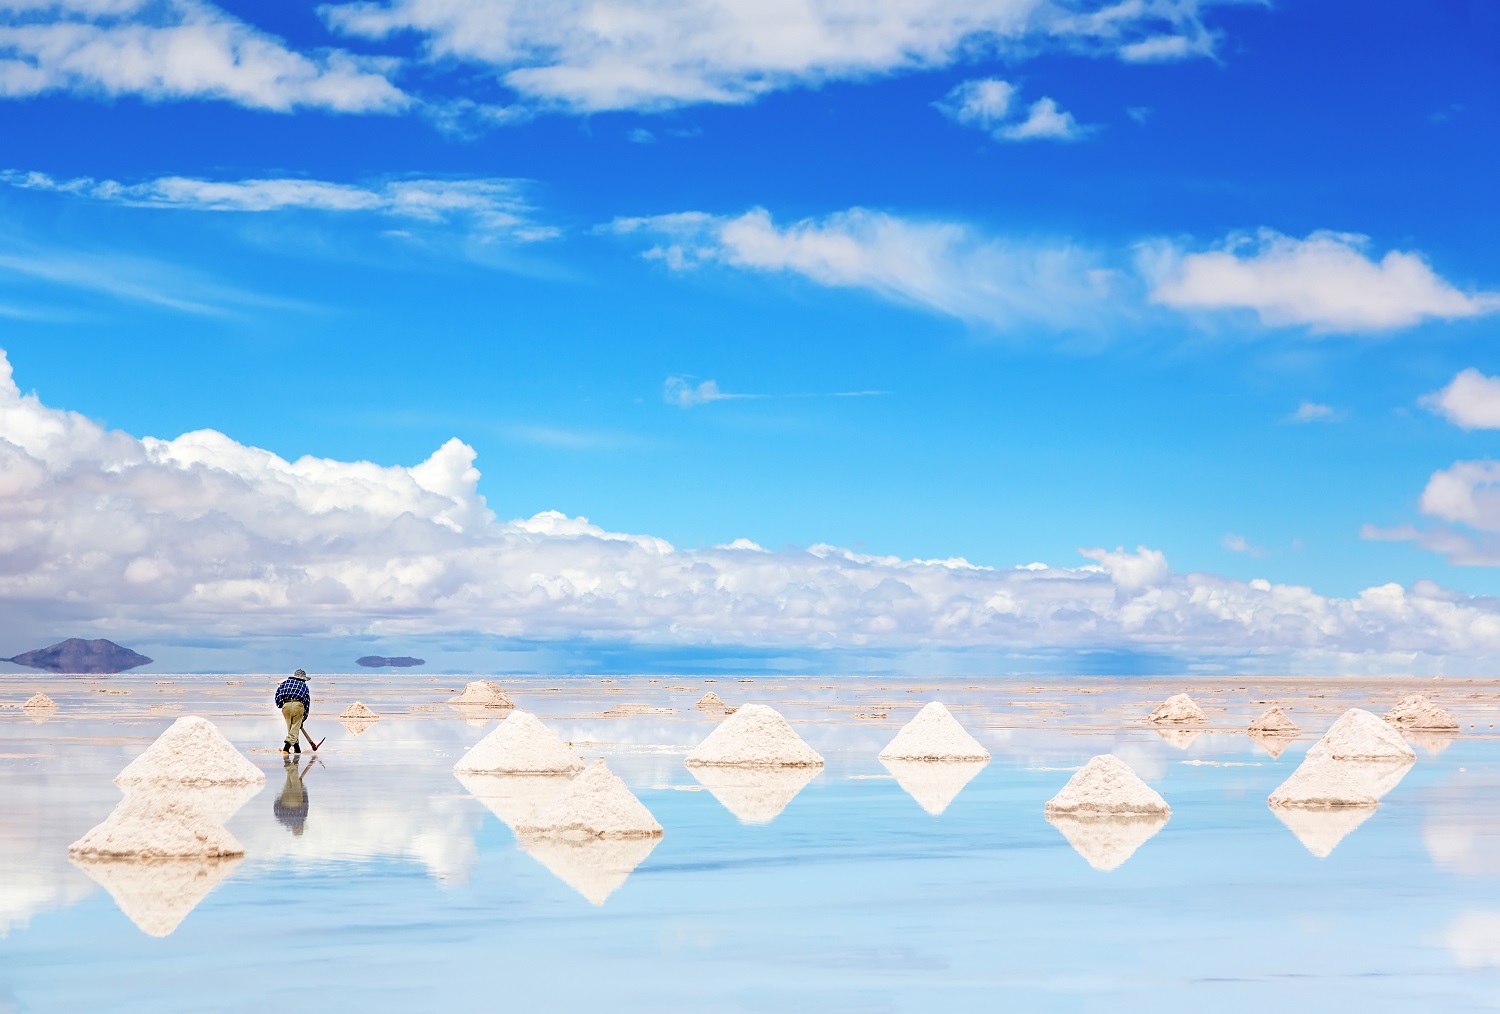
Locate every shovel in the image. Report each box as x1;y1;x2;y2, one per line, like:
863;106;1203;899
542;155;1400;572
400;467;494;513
300;725;326;752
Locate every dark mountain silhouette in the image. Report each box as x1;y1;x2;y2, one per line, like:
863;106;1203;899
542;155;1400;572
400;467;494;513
7;638;152;674
356;655;425;668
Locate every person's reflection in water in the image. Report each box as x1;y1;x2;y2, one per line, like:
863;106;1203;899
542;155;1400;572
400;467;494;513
274;757;316;836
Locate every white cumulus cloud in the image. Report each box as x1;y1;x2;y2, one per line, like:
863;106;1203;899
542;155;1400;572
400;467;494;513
662;376;751;407
1364;459;1500;566
1422;368;1500;430
937;79;1091;141
1289;401;1336;423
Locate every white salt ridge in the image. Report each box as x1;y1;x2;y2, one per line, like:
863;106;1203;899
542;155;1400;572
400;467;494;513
688;764;819;824
880;758;986;816
684;704;824;767
1305;708;1416;762
71;855;243;936
1268;756;1413;808
23;692;55;710
1147;693;1205;725
1248;706;1298;734
456;771;575;831
1047;813;1169;871
878;701;989;761
69;795;245;858
453;710;582;774
339;701;378;719
449;681;513;707
1384;693;1459;731
115;716;265;787
521;835;660;906
1045;755;1170;815
515;759;662;839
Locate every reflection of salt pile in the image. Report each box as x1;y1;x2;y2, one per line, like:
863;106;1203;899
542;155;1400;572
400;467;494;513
1384;694;1459;731
457;772;575;830
880;760;986;816
340;701;379;719
449;681;513;708
1047;814;1169;871
1147;693;1205;724
688;764;819;824
69;795;245;858
115;716;266;787
453;710;582;774
1249;732;1292;759
23;692;56;710
516;759;662;839
696;691;726;711
339;718;378;736
1045;755;1170;815
520;835;660;907
1249;706;1298;734
878;702;988;761
1406;731;1458;756
684;704;823;767
1154;728;1201;750
70;855;243;937
1271;805;1379;859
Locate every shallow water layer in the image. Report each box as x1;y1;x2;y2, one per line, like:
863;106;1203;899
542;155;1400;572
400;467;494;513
3;674;1500;1012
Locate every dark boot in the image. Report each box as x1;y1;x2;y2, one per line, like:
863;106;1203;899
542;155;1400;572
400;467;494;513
281;742;290;753
293;742;301;754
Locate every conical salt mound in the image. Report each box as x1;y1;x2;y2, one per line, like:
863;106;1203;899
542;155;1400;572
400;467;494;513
1305;709;1416;762
1047;813;1169;871
881;759;986;816
521;835;659;906
1384;694;1459;731
23;692;56;710
1147;693;1205;725
688;764;819;824
115;716;265;787
71;855;242;937
1249;706;1298;734
453;710;582;774
1271;803;1377;859
878;702;989;761
515;759;662;839
69;794;245;858
145;782;262;826
1045;755;1169;815
449;680;513;707
339;701;378;719
696;691;726;710
1268;756;1412;808
684;704;823;767
457;772;575;831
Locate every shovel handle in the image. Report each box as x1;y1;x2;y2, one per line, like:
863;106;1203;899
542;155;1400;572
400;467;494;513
301;726;324;751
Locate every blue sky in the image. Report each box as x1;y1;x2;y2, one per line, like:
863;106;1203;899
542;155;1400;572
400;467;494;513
2;0;1500;673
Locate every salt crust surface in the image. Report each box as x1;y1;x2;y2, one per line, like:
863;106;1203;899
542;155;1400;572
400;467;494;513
684;704;824;767
449;681;513;707
515;759;662;839
23;692;55;709
339;701;378;719
687;764;819;824
880;758;986;816
1272;804;1377;859
453;710;582;774
69;795;245;858
1248;706;1299;734
878;702;989;761
1047;813;1169;871
1268;756;1413;808
115;716;265;787
71;855;242;936
521;835;660;906
456;772;574;830
1045;755;1170;815
1384;694;1459;731
1147;693;1206;725
1305;709;1416;762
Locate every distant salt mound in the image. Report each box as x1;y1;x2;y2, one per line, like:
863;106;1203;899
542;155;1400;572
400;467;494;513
23;692;56;710
69;795;245;859
878;702;989;762
457;772;575;831
453;710;582;774
1305;709;1415;762
696;691;727;710
449;681;513;708
521;835;660;906
1045;755;1169;816
688;764;819;824
1384;694;1459;731
684;704;823;767
1268;756;1413;808
1271;804;1379;859
115;717;265;787
515;759;662;840
881;758;986;816
1147;693;1205;725
1249;706;1298;734
1047;813;1169;871
71;854;242;936
339;701;378;719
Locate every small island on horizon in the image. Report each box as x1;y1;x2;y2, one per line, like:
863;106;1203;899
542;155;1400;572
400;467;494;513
6;638;153;674
357;655;426;668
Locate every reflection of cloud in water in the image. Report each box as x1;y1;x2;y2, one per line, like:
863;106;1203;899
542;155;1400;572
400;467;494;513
71;856;242;937
1154;728;1201;750
1405;731;1457;757
1423;776;1500;876
1272;804;1378;859
519;834;659;906
1047;813;1168;871
687;764;819;824
1248;732;1295;759
456;772;574;830
1445;911;1500;968
880;759;986;816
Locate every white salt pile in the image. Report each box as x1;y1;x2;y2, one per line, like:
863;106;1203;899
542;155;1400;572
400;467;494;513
695;691;727;710
1305;708;1416;762
69;795;245;859
1384;693;1459;731
1045;755;1170;815
684;704;824;767
1047;813;1169;872
149;782;262;826
23;692;56;710
880;758;986;816
520;835;660;906
878;702;989;762
453;710;582;774
1268;756;1413;808
70;855;242;937
687;765;819;824
340;701;379;719
456;772;575;831
115;716;265;787
1248;706;1299;735
1147;693;1205;725
449;681;513;707
515;759;662;839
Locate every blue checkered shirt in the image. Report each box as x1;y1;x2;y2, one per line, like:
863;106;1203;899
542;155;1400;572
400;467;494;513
275;676;311;715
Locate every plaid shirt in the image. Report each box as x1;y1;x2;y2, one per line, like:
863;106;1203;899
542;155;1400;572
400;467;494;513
275;676;311;715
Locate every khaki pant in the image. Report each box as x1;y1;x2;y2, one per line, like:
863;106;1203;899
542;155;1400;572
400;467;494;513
282;700;305;747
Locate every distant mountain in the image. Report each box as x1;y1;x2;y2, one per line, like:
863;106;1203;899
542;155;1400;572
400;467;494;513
356;655;425;668
7;638;153;674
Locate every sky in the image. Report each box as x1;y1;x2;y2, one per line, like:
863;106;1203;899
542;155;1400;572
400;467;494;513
2;0;1500;675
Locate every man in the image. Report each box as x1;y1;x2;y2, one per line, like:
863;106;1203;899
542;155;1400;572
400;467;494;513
275;669;311;754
